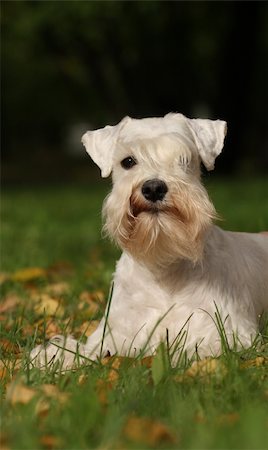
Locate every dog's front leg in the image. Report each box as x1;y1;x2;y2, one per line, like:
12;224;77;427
29;317;112;371
29;335;87;370
29;326;105;371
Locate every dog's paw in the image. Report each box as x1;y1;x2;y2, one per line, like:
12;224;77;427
30;335;86;370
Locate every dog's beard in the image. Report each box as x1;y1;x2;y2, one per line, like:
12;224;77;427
103;181;217;266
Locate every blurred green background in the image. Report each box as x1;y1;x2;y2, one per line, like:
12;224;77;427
1;0;268;274
2;1;268;183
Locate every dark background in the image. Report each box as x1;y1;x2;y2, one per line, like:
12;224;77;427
1;1;268;183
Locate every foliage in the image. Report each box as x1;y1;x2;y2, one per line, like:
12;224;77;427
2;1;268;174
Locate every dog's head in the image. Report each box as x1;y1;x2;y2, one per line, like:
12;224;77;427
82;113;227;266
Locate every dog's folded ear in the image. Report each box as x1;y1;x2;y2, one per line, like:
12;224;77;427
81;117;130;177
186;118;227;171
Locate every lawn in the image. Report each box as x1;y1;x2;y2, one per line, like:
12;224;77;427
1;177;268;450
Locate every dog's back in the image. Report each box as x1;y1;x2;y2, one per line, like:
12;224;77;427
204;226;268;315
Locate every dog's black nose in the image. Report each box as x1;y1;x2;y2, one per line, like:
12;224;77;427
141;179;168;202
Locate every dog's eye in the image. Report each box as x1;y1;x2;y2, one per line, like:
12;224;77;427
120;156;137;170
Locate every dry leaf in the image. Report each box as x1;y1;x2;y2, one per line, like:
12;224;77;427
123;416;177;446
20;323;35;337
139;356;154;368
79;290;105;305
45;282;70;296
33;294;64;317
175;358;227;383
0;432;10;450
0;294;20;314
6;382;36;405
6;380;69;416
40;435;62;449
0;368;8;380
107;357;122;383
194;412;207;424
216;412;240;426
45;321;62;338
77;374;88;385
240;356;267;369
41;384;69;402
0;360;9;380
97;354;154;388
0;272;10;284
77;320;100;337
96;379;114;406
78;291;100;317
0;359;22;382
40;434;62;449
36;384;69;416
47;261;74;277
95;357;125;405
30;319;62;338
11;267;46;282
187;358;226;377
0;338;21;354
92;290;105;304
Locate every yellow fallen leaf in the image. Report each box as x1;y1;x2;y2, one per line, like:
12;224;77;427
6;380;69;416
92;290;105;304
79;355;154;398
36;384;69;416
21;322;36;337
240;356;267;369
100;355;153;374
97;356;124;389
107;357;122;383
41;384;69;401
11;267;46;282
6;382;36;405
22;318;62;338
174;358;227;383
77;374;88;386
123;416;177;446
0;294;20;314
96;379;114;406
43;320;62;338
33;294;64;317
186;358;226;377
45;282;70;296
78;320;100;337
78;291;100;317
139;356;154;368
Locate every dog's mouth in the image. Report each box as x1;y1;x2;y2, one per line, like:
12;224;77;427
130;197;166;218
129;192;188;226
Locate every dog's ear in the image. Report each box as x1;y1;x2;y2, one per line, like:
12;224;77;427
186;118;227;170
81;117;130;177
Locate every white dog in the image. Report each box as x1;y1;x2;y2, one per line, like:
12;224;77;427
31;113;268;369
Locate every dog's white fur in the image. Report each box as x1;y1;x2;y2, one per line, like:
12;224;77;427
30;113;268;369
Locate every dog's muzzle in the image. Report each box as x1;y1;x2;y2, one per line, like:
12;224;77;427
141;179;168;203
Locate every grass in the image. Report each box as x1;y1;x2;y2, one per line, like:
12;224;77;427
1;177;268;450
